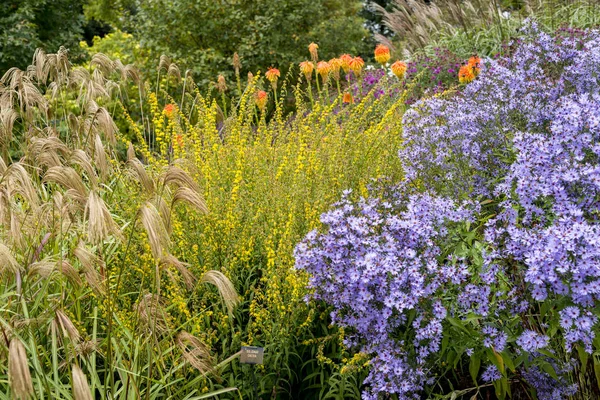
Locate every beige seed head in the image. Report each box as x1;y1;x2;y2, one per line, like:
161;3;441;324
71;364;93;400
8;338;33;400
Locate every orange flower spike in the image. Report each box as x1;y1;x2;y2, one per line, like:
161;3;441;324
308;42;319;63
468;55;482;77
329;58;342;81
316;61;331;83
265;67;280;90
458;64;476;84
342;92;354;104
339;54;353;74
374;44;391;65
299;61;314;81
255;90;268;111
468;55;482;68
163;103;176;118
349;56;365;77
390;60;408;80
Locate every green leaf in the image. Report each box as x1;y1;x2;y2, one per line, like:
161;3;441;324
540;361;559;380
502;351;515;373
192;387;239;399
469;356;481;384
577;345;589;375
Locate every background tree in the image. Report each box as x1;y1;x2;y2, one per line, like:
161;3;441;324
0;0;88;72
133;0;369;86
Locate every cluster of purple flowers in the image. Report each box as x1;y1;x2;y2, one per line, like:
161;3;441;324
295;187;474;399
296;20;600;399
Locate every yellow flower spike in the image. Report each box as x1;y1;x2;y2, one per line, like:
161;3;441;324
374;44;391;65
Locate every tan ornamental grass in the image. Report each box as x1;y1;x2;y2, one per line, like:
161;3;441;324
85;190;122;244
0;243;21;276
176;331;214;374
136;293;169;335
172;186;208;214
127;158;155;195
56;310;81;344
139;202;170;260
71;364;93;400
161;254;196;290
74;242;105;295
201;270;240;315
8;338;33;400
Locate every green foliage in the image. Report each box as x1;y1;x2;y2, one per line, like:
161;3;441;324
0;0;87;73
133;0;369;86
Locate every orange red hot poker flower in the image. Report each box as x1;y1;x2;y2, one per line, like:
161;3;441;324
390;60;407;80
374;44;391;65
265;68;280;90
339;54;353;74
459;55;482;84
317;61;331;83
329;58;342;81
299;61;314;81
349;56;364;77
255;90;268;111
164;103;176;118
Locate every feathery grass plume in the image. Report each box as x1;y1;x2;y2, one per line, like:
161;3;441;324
45;166;88;205
139;202;170;260
127;142;136;162
176;331;215;374
172;186;208;214
168;63;182;81
85;190;122;244
8;338;33;400
128;158;155;195
136;293;169;335
12;317;48;330
93;134;108;181
6;163;39;208
162;166;200;193
0;108;18;147
155;195;172;235
74;242;105;295
201;270;239;315
85;101;118;146
27;259;56;278
70;149;98;188
56;310;81;344
0;243;21;275
114;59;141;84
70;68;110;104
31;48;49;84
90;53;115;77
29;259;82;286
29;136;69;169
161;254;196;290
0;154;6;175
71;364;93;400
158;55;171;72
75;340;97;357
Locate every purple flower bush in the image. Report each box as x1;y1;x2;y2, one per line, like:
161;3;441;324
296;20;600;399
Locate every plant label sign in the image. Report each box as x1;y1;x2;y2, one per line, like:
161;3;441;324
240;346;264;364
